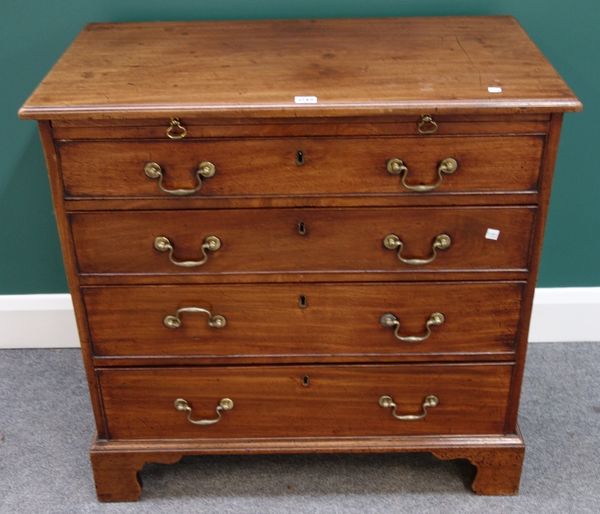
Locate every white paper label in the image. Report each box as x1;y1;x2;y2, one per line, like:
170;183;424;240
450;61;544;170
485;228;501;240
488;86;503;94
294;95;318;104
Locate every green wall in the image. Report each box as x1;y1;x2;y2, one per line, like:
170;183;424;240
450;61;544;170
2;0;597;293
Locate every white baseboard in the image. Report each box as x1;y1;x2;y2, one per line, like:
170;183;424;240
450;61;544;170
0;294;80;348
0;288;598;349
529;287;600;343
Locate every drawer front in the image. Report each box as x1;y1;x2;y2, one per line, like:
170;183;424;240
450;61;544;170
59;136;543;198
71;207;535;275
98;364;512;439
84;282;523;358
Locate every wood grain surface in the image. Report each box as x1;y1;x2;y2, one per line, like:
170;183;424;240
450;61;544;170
58;136;544;198
52;114;550;140
97;363;513;439
19;17;581;120
89;432;525;501
83;282;523;359
432;445;524;495
70;206;536;275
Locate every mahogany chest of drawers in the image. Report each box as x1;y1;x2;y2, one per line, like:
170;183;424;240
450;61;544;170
20;17;581;501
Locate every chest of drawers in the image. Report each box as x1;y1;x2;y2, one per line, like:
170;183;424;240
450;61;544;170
20;17;580;501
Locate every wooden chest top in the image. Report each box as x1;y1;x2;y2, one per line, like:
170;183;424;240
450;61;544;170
19;16;581;120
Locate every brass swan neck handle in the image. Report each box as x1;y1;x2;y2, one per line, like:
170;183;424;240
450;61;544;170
174;398;234;426
154;235;221;267
144;161;216;196
386;157;458;192
383;233;451;265
378;394;439;421
380;312;445;343
163;306;227;329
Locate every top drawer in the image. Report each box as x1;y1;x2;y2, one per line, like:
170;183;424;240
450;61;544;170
57;136;544;199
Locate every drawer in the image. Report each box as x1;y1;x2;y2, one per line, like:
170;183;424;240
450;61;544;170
84;282;523;358
98;363;512;439
71;207;535;275
58;136;543;198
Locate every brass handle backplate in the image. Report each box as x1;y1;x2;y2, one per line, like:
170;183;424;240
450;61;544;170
378;394;439;421
386;157;458;192
166;117;187;139
154;235;221;267
164;306;227;329
380;312;445;343
174;398;234;426
383;233;451;265
144;161;216;196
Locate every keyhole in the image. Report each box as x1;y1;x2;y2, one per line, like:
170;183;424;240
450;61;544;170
297;221;307;236
295;150;305;166
298;294;308;309
302;375;311;387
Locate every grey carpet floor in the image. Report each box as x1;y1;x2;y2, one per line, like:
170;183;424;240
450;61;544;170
1;344;599;513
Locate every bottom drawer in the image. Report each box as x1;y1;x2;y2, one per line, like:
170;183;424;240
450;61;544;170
98;364;512;439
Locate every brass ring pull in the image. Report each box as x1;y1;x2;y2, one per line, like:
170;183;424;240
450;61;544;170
154;235;221;267
383;233;451;265
166;117;187;139
386;157;458;192
164;306;227;329
174;398;234;426
378;394;439;421
417;114;438;134
380;312;445;343
144;161;216;196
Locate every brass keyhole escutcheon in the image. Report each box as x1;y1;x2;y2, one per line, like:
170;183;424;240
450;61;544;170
298;294;308;309
295;150;305;166
302;375;311;387
297;221;308;236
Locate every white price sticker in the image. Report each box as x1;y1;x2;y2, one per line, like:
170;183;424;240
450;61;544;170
487;86;503;94
294;95;318;104
485;228;501;240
